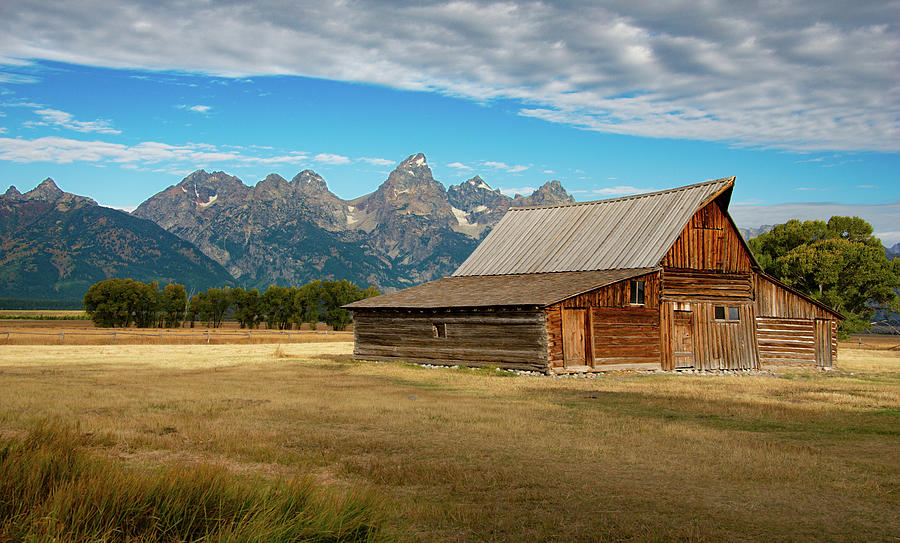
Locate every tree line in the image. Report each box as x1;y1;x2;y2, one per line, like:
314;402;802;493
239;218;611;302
749;216;900;333
82;279;379;331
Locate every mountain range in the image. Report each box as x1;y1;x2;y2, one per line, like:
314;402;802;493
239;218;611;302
2;153;574;299
0;179;233;300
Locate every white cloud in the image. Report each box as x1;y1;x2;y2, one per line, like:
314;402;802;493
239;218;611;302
447;161;472;170
178;104;212;114
0;135;304;168
24;107;121;134
0;2;896;151
499;186;536;197
543;169;553;174
484;160;529;173
731;202;900;246
592;185;654;196
359;157;394;166
313;153;350;165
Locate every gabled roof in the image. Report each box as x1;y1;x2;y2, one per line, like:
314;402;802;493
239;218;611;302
345;268;657;309
454;177;735;276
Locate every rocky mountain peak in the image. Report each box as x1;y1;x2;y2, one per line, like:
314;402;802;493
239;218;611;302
448;175;510;215
253;173;291;200
16;178;97;208
175;170;248;205
26;178;64;201
2;185;22;200
293;170;329;192
512;180;575;207
399;152;428;169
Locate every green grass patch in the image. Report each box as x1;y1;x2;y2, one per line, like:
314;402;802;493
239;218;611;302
0;422;390;542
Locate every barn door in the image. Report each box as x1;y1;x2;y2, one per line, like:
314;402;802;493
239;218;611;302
562;309;588;367
673;310;694;368
815;319;833;367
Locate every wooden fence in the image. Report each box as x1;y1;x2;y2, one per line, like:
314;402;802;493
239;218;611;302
0;328;352;345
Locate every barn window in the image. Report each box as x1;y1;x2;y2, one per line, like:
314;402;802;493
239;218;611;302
432;323;447;339
714;306;741;321
629;280;645;305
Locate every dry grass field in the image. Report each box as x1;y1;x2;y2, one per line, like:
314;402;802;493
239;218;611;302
0;320;352;345
1;343;898;542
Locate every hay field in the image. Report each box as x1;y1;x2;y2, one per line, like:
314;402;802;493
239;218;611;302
1;343;898;542
0;321;352;345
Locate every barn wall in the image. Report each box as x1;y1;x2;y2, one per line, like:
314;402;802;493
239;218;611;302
547;272;661;371
659;269;758;370
662;201;753;273
754;274;838;366
352;309;549;371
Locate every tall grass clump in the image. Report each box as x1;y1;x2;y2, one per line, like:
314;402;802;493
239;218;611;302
0;422;388;542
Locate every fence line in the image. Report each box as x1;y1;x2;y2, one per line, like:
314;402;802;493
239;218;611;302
1;329;351;344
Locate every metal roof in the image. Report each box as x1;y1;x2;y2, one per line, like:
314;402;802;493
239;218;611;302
345;268;657;309
453;177;735;276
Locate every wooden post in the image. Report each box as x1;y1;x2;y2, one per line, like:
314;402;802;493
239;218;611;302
61;332;64;343
113;331;117;344
206;330;210;344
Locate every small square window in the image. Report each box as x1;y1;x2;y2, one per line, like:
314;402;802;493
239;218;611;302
728;307;740;321
432;323;446;339
629;280;645;305
714;306;726;320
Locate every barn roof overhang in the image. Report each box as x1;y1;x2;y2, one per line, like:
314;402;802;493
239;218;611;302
344;268;659;310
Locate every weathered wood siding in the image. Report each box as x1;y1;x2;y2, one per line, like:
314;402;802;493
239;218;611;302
756;317;815;364
754;274;836;320
662;200;753;273
353;309;548;371
591;308;660;366
754;274;838;366
547;272;661;371
557;273;660;310
659;268;758;370
660;269;752;303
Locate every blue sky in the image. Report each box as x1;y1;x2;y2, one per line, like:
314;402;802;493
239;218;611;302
1;1;898;242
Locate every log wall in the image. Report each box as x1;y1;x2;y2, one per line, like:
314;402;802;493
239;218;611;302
754;274;839;366
757;317;815;364
661;269;752;303
352;309;548;371
591;307;660;366
662;201;753;272
547;272;661;371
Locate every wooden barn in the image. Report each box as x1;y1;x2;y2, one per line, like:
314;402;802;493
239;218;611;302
346;177;842;373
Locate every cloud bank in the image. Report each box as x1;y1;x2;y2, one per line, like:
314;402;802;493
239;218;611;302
0;1;896;152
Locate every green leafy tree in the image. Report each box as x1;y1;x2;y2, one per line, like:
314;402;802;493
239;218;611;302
83;278;160;328
261;285;294;330
160;283;187;328
83;278;132;327
187;288;229;328
320;280;380;331
293;281;322;329
231;287;261;329
750;216;900;333
130;281;160;328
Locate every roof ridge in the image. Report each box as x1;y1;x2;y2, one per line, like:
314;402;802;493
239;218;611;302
509;176;735;211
